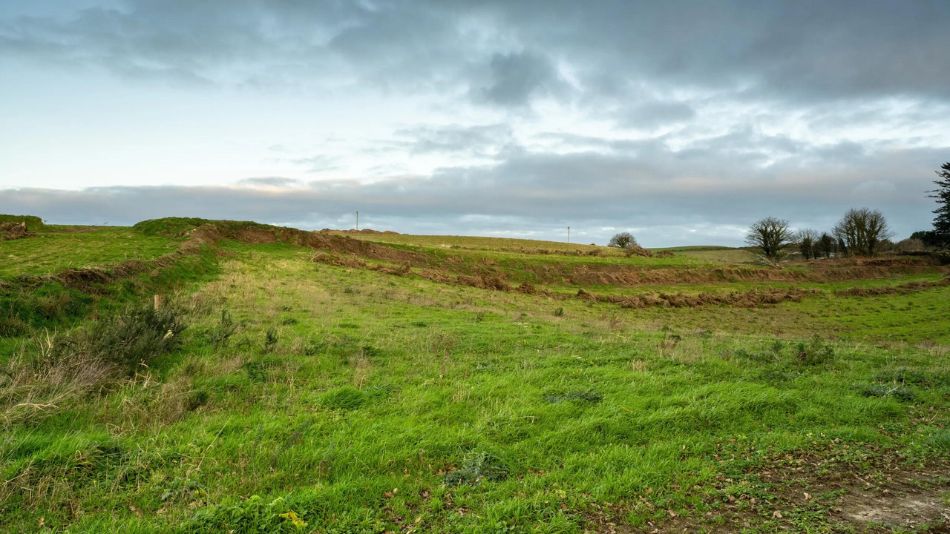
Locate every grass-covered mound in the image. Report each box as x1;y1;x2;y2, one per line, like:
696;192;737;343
133;217;277;237
0;214;45;232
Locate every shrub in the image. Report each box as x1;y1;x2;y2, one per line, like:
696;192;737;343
795;336;834;365
85;304;186;374
207;309;237;348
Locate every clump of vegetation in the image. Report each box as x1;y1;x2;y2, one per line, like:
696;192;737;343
0;283;91;336
186;495;309;533
0;303;187;426
860;384;916;402
795;336;835;365
444;451;510;486
83;304;186;374
263;327;279;352
320;386;366;410
207;309;237;348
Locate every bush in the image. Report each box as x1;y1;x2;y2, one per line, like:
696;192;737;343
85;303;186;374
795;336;834;365
207;309;237;348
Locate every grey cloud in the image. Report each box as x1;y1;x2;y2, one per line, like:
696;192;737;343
6;1;946;110
616;100;695;130
392;123;514;157
474;51;566;107
2;137;942;246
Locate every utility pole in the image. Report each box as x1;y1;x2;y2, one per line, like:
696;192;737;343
567;226;571;243
356;210;359;231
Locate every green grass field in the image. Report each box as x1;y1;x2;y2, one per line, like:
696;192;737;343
1;219;947;532
0;227;180;278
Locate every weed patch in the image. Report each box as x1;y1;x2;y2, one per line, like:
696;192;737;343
444;451;510;486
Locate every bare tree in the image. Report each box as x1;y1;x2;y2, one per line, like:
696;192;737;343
796;229;819;260
833;208;891;256
608;232;637;249
746;217;792;259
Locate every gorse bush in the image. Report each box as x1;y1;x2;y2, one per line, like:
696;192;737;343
85;304;186;374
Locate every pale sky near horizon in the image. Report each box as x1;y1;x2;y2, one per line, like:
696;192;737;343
1;1;949;246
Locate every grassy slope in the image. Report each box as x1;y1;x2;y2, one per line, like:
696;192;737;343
0;226;948;532
0;226;180;278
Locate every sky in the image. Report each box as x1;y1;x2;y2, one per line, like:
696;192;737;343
1;0;949;246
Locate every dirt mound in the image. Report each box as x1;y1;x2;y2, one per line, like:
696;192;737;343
835;276;950;296
329;228;400;235
0;222;31;241
587;287;817;309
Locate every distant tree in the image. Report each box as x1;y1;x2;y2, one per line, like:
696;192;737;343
931;162;950;245
910;230;939;248
837;236;848;256
796;229;819;259
833;208;891;256
815;232;836;258
608;232;637;249
746;217;792;259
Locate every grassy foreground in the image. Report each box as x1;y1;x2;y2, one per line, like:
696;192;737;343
1;219;948;532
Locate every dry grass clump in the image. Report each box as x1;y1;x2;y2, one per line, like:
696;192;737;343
0;303;186;427
0;332;113;426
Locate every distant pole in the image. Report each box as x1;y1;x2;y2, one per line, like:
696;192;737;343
356;210;359;230
567;226;571;243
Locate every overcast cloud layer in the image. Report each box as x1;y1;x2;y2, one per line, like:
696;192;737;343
1;0;948;245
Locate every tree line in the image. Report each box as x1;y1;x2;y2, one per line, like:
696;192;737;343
748;162;949;260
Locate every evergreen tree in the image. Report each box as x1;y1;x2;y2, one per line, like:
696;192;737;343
932;162;950;245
